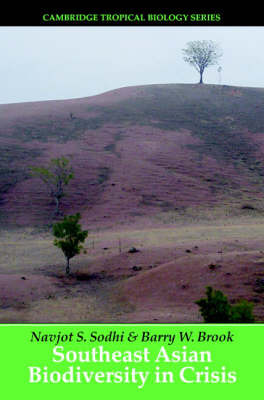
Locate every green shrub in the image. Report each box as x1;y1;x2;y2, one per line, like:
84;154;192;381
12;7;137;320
230;299;255;323
195;286;232;323
53;213;88;275
196;286;255;323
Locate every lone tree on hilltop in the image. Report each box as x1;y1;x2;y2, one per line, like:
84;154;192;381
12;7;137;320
30;156;74;216
53;213;88;275
182;40;223;84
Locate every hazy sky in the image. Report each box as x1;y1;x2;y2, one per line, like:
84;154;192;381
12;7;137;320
0;26;264;104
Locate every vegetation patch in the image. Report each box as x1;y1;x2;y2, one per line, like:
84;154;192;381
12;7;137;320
0;145;42;197
196;286;255;323
12;117;96;143
140;194;174;210
104;131;123;158
97;167;111;184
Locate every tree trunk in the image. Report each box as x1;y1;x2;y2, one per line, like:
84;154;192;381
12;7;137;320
66;258;70;275
54;196;60;216
199;70;203;84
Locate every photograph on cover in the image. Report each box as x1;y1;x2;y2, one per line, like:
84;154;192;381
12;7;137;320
0;25;263;323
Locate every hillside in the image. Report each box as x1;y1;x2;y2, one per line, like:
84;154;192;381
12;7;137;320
1;83;264;228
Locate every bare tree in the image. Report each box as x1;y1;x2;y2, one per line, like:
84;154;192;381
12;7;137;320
182;40;223;84
30;156;74;216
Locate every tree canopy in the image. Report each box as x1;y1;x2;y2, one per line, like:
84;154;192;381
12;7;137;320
53;213;88;275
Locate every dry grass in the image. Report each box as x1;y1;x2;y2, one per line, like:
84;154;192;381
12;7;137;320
2;213;264;274
1;213;264;323
25;296;103;323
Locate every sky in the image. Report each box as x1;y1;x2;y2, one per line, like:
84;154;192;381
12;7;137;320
0;26;264;104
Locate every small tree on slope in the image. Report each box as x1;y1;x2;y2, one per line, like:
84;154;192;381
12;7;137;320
30;156;74;216
53;213;88;275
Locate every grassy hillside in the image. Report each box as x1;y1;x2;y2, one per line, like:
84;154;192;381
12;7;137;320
85;84;264;170
1;83;264;227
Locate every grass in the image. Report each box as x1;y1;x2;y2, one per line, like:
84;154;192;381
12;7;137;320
104;131;123;158
0;283;108;323
1;211;264;276
83;84;264;177
83;215;264;250
0;232;61;274
97;167;111;184
12;117;95;143
2;83;264;321
1;213;264;323
0;145;42;197
25;295;103;323
154;200;264;225
2;83;264;223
